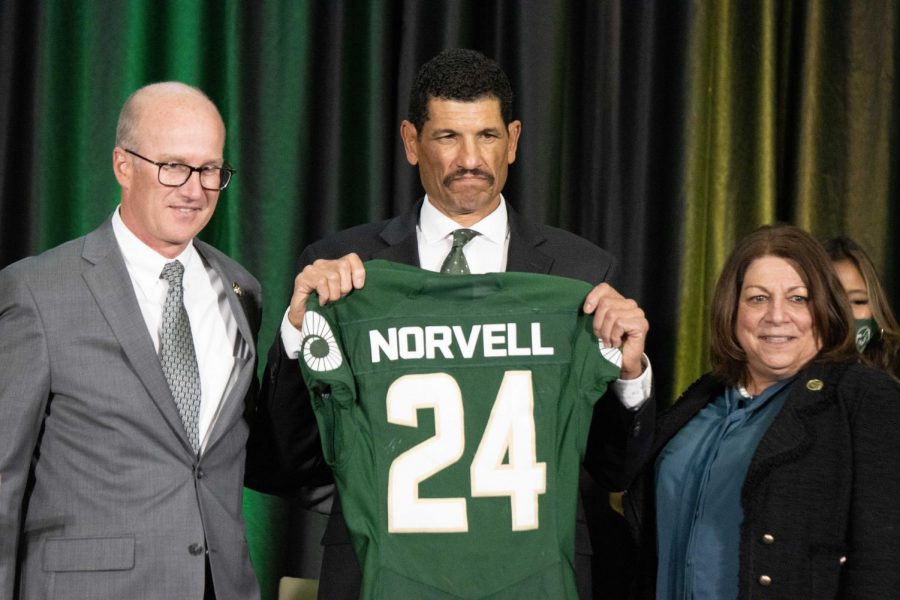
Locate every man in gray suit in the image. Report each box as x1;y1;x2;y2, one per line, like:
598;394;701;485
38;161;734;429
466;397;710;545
246;49;653;598
0;82;261;600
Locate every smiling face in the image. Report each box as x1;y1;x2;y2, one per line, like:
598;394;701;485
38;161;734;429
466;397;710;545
401;97;521;227
736;255;822;394
832;259;872;320
113;85;225;258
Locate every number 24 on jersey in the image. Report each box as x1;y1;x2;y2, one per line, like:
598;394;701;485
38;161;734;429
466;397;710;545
387;370;547;534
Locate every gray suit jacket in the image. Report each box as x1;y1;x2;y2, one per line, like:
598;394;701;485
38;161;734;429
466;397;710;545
0;219;262;600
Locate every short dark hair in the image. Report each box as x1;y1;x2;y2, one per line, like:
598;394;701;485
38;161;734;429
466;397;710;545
407;48;514;132
709;223;857;386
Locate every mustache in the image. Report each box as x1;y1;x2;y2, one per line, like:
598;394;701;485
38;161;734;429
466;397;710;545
443;168;494;187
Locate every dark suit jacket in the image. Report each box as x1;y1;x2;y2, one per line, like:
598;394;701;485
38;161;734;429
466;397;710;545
624;361;900;599
0;219;262;600
246;200;654;599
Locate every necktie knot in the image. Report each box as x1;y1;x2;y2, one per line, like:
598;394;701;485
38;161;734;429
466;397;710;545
441;229;479;275
451;228;478;248
160;260;185;286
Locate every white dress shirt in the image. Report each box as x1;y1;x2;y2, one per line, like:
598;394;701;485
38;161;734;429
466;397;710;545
282;195;651;407
416;194;511;273
112;208;238;452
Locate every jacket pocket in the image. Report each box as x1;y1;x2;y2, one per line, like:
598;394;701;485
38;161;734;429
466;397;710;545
42;535;135;572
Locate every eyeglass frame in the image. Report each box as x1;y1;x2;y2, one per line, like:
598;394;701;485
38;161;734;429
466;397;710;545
122;148;235;191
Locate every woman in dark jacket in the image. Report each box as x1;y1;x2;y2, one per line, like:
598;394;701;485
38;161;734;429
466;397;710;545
626;224;900;599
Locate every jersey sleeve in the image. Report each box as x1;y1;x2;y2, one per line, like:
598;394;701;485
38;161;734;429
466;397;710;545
296;296;358;467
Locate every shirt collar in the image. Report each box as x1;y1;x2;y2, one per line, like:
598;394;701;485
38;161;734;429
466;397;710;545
419;195;509;245
111;206;200;297
727;375;797;414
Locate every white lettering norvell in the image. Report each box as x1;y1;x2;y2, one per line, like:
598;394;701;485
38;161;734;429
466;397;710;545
369;323;555;363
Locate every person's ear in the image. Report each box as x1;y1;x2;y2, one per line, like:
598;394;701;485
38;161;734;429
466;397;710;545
506;120;522;164
112;147;132;188
400;120;420;166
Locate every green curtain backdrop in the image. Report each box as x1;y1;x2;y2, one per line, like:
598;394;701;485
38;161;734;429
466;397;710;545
2;1;898;597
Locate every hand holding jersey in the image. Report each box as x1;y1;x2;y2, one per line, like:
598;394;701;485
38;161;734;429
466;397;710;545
582;283;648;379
287;252;367;330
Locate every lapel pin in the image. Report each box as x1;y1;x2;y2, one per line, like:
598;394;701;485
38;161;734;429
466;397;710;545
806;379;823;391
232;282;242;297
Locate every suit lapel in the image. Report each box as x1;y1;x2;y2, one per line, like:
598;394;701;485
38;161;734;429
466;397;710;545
742;362;836;495
81;221;194;453
372;202;420;266
193;241;256;454
505;204;554;274
196;241;255;359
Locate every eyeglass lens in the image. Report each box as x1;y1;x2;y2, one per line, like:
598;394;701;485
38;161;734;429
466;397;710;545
158;164;232;190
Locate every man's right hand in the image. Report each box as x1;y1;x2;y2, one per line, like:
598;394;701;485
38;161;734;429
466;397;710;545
287;253;366;330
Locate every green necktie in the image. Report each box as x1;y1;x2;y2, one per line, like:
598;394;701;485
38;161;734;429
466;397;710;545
440;229;479;274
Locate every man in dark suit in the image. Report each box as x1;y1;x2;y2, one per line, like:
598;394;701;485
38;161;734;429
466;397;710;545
0;82;261;599
246;49;652;598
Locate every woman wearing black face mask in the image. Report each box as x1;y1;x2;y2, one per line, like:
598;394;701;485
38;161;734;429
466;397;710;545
823;236;900;379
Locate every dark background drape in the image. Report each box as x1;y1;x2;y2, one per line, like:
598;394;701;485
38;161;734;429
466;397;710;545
2;1;898;597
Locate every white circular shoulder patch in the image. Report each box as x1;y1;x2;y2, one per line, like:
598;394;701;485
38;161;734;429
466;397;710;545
301;310;343;372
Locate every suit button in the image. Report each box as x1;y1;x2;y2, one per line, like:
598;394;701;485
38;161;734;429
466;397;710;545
188;543;204;556
762;533;775;544
196;468;205;479
758;575;772;586
631;422;641;437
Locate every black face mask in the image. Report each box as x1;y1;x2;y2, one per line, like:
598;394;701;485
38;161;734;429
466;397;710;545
854;318;879;352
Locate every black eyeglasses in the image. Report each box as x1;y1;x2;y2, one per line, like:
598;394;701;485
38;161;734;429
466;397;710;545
123;148;235;191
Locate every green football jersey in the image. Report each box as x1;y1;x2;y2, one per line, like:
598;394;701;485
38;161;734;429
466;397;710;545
298;260;621;599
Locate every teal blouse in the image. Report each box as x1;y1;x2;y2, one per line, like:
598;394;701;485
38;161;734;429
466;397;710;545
654;377;795;599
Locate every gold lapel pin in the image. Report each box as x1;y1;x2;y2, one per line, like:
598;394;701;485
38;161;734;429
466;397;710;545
232;282;242;297
806;379;824;391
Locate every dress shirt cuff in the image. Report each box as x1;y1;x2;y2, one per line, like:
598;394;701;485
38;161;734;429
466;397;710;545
611;354;652;410
280;308;303;360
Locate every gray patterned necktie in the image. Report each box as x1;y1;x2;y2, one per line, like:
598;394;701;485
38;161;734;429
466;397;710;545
159;260;201;452
440;229;479;274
